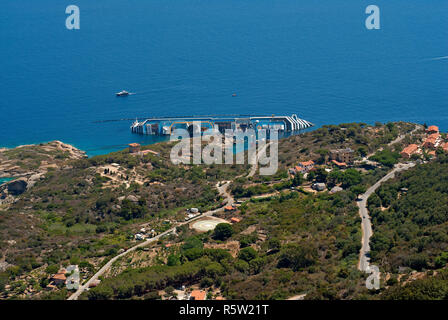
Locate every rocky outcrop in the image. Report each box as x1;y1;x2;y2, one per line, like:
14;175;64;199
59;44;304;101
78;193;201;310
0;141;87;205
126;195;139;203
50;141;87;160
7;179;28;196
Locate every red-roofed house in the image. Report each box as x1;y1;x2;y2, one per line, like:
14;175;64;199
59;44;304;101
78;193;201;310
51;270;67;286
190;290;207;300
331;159;347;168
230;217;241;223
442;142;448;152
426;125;439;134
128;143;141;153
294;166;305;174
297;160;315;173
400;144;419;159
428;150;436;158
423;134;440;149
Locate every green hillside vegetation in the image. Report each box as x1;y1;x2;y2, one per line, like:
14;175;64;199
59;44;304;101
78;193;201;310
0;145;248;297
380;269;448;300
0;122;420;299
368;149;401;167
275;122;413;170
86;190;368;300
369;154;448;272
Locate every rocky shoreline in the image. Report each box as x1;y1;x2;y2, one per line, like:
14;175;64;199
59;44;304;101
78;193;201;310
0;141;87;205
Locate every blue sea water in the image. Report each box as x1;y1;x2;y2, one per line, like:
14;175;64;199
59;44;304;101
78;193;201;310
0;177;14;186
1;0;447;156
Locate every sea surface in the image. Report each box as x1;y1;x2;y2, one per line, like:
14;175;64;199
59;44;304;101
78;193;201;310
0;178;14;186
1;0;447;156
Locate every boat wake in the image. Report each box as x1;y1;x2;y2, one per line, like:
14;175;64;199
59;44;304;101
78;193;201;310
428;56;448;61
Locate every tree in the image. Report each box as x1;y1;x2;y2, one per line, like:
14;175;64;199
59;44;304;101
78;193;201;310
358;146;368;157
341;169;362;188
235;260;249;273
183;248;204;261
45;264;59;275
249;257;265;274
238;247;258;262
435;252;448;269
145;291;160;300
291;173;304;187
314;168;328;183
277;244;317;271
167;254;180;266
350;185;366;197
239;234;257;248
182;236;203;251
165;286;175;295
200;277;213;288
267;238;281;251
213;223;234;241
315;149;328;165
369;149;400;167
88;285;114;300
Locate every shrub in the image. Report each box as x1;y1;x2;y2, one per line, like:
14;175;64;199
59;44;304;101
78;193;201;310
238;247;258;262
213;223;234;241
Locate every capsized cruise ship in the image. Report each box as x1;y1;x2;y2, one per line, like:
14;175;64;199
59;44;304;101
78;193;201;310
130;114;313;136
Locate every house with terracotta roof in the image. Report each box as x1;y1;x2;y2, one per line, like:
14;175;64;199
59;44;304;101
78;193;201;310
426;125;439;134
428;150;436;158
51;269;67;286
297;160;315;173
128;143;141;153
331;159;347;168
400;144;419;159
293;166;305;174
423;133;440;149
190;290;207;300
230;217;241;223
442;142;448;152
224;205;235;212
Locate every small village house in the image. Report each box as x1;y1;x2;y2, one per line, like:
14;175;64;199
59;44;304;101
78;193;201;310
426;125;439;134
400;144;419;159
423;133;440;149
331;159;347;168
329;148;355;164
442;142;448;153
51;268;67;286
128;143;141;153
296;160;315;173
190;290;207;300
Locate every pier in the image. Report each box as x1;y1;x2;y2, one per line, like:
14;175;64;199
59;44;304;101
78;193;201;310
130;114;313;136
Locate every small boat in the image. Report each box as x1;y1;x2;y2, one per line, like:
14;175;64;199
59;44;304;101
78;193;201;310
232;93;237;97
116;90;129;97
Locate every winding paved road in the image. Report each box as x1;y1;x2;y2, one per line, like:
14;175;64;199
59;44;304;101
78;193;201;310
68;143;269;300
68;182;231;300
357;162;415;272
